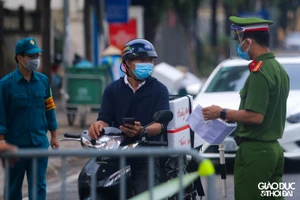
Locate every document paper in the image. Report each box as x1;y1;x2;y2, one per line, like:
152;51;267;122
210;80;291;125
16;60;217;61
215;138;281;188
186;105;236;144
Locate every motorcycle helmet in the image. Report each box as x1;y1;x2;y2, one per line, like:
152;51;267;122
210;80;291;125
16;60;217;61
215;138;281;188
121;39;158;62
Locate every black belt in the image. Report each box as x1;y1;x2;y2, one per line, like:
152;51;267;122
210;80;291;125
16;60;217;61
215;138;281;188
234;136;277;146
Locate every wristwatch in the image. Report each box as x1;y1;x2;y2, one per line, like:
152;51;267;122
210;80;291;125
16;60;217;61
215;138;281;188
143;127;148;137
220;108;227;120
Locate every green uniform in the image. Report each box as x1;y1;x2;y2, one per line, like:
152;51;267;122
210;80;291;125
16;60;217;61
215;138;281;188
229;16;290;200
234;52;290;200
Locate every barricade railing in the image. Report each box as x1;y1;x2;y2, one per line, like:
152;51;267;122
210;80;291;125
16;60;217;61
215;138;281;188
1;148;216;200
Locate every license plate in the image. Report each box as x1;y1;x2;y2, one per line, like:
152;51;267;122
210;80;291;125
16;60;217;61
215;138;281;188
223;141;238;152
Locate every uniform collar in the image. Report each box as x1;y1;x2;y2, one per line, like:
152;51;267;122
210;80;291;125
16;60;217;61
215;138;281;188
15;67;40;82
248;52;274;72
255;52;275;61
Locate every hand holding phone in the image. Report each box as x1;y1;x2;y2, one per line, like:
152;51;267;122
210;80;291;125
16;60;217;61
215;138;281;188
123;117;135;127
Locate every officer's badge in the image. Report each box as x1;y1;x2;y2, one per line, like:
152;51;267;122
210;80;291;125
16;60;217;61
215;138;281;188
30;40;35;45
249;60;264;72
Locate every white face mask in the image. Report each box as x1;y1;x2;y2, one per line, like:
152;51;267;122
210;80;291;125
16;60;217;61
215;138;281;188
23;59;40;72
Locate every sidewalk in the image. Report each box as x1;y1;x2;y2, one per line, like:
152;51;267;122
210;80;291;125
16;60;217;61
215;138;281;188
46;98;99;177
0;98;99;199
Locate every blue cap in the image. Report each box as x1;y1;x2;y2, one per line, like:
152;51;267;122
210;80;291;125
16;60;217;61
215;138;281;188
15;37;44;55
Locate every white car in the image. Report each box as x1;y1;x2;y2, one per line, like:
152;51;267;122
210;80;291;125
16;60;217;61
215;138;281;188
283;32;300;51
193;56;300;160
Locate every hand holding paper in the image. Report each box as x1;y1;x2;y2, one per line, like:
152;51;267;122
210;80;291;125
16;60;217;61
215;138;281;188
186;105;236;145
202;104;223;121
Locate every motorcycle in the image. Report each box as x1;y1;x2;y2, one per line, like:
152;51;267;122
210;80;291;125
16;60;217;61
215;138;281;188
60;110;204;200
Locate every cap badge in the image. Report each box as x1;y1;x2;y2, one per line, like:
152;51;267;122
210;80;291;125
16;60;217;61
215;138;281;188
30;40;35;45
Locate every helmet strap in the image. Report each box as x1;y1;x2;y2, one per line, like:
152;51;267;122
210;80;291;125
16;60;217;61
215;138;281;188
120;62;143;82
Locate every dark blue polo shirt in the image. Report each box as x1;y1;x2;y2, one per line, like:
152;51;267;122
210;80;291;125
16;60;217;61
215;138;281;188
97;76;170;141
0;68;58;146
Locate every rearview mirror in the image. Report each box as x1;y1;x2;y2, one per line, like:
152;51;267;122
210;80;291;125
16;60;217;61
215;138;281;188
153;110;173;124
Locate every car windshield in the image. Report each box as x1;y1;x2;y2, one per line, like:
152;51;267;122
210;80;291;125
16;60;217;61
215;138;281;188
205;66;249;92
205;63;300;92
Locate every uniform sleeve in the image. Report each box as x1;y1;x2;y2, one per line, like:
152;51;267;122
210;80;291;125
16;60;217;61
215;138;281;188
244;72;269;115
0;81;8;135
97;84;115;125
45;83;58;131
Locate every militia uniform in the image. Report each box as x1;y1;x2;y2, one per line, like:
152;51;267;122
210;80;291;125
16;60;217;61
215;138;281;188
0;38;58;200
230;17;290;200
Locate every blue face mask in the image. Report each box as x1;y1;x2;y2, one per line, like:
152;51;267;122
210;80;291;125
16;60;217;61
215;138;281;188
237;40;252;61
132;63;154;80
23;59;41;71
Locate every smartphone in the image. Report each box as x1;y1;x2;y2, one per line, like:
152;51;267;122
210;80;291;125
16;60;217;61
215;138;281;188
123;117;135;126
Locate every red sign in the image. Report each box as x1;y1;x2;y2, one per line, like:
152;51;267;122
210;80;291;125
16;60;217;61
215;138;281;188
108;19;137;50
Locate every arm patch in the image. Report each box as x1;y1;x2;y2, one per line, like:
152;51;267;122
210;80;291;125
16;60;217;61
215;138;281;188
45;97;56;111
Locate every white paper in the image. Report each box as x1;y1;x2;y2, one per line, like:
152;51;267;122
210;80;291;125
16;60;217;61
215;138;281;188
186;105;236;145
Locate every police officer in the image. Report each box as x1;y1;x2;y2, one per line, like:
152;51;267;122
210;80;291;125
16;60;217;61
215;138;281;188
0;37;60;200
202;17;289;200
89;38;170;195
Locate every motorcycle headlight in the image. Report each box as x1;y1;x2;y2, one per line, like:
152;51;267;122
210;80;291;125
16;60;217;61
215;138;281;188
287;113;300;123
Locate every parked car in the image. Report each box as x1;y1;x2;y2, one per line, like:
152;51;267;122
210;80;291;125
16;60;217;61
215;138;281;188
152;62;202;96
193;56;300;161
283;32;300;51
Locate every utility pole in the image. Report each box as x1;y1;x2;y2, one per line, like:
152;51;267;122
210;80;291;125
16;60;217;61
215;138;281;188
63;0;71;66
211;0;217;47
41;0;52;81
0;0;6;79
84;0;92;61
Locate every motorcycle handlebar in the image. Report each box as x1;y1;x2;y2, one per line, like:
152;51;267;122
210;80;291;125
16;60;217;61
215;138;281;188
64;133;81;138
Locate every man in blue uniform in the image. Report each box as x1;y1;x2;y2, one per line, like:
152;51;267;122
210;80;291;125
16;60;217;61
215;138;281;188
89;39;170;195
0;37;60;200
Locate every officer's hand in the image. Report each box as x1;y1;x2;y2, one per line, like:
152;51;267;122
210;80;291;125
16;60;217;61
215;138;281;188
119;121;142;137
0;142;17;152
88;121;104;140
50;137;60;149
202;105;222;120
0;142;18;168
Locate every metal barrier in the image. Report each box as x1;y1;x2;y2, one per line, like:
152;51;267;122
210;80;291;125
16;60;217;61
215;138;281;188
1;148;215;200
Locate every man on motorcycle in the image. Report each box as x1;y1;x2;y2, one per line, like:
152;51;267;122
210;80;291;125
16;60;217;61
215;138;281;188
88;38;170;195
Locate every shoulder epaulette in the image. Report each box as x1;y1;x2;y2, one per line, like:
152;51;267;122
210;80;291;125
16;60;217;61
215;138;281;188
249;60;264;72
